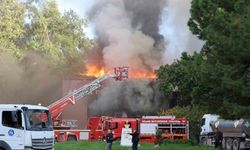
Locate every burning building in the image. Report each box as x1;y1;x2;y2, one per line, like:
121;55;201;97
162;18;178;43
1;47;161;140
60;69;167;129
59;0;203;128
84;0;168;117
61;76;97;128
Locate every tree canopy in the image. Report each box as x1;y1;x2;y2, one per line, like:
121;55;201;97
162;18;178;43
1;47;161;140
0;0;25;58
0;0;94;104
157;0;250;119
0;0;94;74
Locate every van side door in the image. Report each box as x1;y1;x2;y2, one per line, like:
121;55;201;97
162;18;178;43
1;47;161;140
0;109;25;149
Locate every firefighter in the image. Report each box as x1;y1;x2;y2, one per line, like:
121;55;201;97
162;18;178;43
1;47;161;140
106;129;114;150
214;130;223;148
130;129;140;150
154;127;163;147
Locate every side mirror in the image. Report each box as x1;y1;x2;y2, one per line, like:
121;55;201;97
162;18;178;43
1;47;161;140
21;107;28;111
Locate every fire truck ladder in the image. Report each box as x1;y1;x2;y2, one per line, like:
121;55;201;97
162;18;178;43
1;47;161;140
48;67;128;125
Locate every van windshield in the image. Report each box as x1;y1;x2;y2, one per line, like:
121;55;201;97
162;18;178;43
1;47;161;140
201;118;206;126
25;109;53;131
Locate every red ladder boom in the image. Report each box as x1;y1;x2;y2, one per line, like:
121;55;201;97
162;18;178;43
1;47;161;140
48;66;128;126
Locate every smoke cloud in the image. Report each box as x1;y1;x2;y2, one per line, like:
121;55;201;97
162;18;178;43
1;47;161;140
161;0;204;64
87;0;204;115
0;51;61;105
88;0;167;74
87;0;168;115
89;79;167;116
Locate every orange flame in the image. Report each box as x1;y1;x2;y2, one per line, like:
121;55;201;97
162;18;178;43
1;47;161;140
81;64;107;78
132;72;156;79
81;64;156;79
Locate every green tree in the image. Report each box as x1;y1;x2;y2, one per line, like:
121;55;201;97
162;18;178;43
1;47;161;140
24;0;94;73
187;0;250;119
0;0;95;104
156;52;204;107
188;0;250;65
0;0;25;58
158;0;250;119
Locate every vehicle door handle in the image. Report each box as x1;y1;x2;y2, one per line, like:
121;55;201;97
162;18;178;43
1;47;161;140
0;134;5;136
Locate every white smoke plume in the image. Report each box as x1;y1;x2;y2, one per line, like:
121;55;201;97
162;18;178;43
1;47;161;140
161;0;204;64
87;0;168;115
88;0;166;74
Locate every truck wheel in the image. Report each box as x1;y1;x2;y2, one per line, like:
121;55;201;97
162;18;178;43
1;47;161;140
232;138;240;150
201;137;206;145
67;135;77;141
226;138;233;150
222;138;226;149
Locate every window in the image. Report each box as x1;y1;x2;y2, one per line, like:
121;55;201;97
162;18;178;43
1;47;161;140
128;122;132;128
201;118;206;126
103;121;109;131
124;121;132;128
25;109;52;131
109;122;118;130
2;111;22;129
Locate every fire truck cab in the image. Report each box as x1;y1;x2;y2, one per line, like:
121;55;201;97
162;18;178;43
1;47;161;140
0;104;54;150
87;116;138;141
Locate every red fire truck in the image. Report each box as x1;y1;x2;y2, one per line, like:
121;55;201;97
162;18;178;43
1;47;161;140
87;116;138;141
87;116;189;143
45;66;189;143
139;116;189;143
47;67;129;142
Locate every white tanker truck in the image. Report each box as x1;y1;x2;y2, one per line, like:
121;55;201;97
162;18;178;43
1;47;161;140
200;114;250;150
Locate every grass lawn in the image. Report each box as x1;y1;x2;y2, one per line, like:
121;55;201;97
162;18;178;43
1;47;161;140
55;141;216;150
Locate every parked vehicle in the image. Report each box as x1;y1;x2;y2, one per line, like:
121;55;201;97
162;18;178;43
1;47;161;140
0;104;54;150
200;114;250;150
49;67;128;142
87;115;189;143
139;116;189;143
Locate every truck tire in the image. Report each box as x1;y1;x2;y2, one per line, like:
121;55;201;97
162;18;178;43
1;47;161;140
0;141;11;150
232;138;240;150
200;137;206;145
226;138;233;150
67;135;77;141
222;138;226;149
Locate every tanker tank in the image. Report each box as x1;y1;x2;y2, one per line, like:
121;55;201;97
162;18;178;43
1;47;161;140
211;119;250;137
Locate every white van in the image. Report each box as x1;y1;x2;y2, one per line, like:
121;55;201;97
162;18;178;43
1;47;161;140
0;104;54;150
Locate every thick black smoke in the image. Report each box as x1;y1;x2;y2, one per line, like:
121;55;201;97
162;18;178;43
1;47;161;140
89;79;168;117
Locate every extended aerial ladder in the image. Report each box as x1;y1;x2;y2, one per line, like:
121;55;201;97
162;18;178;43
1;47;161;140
48;66;128;128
